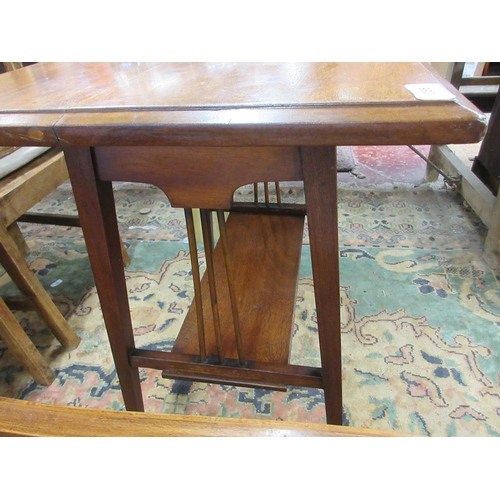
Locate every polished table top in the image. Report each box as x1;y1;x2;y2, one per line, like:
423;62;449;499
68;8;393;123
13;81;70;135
0;62;488;424
0;62;487;147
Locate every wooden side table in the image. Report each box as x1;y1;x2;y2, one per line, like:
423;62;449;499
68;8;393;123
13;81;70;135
0;62;486;424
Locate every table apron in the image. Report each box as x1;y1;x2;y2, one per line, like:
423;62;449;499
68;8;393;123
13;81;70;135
93;145;304;209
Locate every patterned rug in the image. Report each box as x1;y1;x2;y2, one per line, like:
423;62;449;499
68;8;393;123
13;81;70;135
1;148;500;436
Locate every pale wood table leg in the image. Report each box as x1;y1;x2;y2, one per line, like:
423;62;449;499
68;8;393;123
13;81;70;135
63;147;144;411
484;192;500;270
0;223;80;349
301;146;343;425
0;297;56;385
424;145;440;183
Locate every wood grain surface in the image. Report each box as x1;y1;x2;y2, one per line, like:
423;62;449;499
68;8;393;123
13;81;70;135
0;396;405;437
0;62;487;147
173;213;305;364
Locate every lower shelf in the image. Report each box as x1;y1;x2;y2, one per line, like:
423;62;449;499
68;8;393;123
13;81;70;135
163;211;306;389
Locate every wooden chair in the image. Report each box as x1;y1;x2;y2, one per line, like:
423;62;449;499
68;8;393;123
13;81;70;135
0;147;81;384
0;63;129;385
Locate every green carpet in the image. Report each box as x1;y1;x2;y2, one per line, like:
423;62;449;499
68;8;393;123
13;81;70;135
1;177;499;436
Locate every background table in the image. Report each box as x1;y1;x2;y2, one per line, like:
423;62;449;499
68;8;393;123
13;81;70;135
0;62;487;425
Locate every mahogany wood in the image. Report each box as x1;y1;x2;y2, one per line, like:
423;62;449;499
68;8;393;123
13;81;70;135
0;63;486;148
171;213;305;367
264;183;270;205
0;63;475;111
0;63;488;427
200;208;226;362
275;182;282;205
55;106;488;148
17;213;81;226
184;208;207;362
231;202;306;217
63;146;143;411
301;146;343;425
134;349;322;390
215;209;245;364
94;146;302;209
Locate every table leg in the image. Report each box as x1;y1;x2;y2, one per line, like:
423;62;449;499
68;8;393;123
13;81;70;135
63;147;144;411
301;146;343;425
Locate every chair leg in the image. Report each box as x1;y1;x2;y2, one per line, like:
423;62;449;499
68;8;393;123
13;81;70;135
0;297;56;385
0;224;80;349
16;213;130;267
120;239;131;267
7;223;30;256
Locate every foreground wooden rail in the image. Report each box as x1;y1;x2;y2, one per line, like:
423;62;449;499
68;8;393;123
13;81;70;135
0;397;403;437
